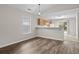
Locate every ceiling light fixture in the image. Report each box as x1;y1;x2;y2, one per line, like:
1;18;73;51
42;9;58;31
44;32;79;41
38;4;40;16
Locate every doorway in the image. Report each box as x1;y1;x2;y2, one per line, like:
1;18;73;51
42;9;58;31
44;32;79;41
57;20;68;36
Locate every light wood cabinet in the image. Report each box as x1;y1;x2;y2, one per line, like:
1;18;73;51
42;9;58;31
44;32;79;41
37;17;49;26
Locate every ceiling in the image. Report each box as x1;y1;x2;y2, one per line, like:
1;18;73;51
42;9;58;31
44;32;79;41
7;4;53;15
7;4;79;18
8;4;79;13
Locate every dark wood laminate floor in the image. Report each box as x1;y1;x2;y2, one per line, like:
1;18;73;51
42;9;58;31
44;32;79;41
0;37;79;54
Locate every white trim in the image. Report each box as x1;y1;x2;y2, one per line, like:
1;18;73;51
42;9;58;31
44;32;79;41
38;36;64;41
76;13;78;39
30;15;32;33
0;33;36;48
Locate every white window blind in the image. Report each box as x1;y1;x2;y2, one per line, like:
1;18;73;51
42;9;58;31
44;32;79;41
21;16;31;34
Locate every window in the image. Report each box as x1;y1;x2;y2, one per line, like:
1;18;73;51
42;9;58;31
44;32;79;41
21;16;31;34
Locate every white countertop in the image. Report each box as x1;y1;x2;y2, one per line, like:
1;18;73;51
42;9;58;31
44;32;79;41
36;26;60;29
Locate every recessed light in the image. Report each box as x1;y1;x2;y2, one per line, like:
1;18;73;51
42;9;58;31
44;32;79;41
25;8;31;12
27;8;31;11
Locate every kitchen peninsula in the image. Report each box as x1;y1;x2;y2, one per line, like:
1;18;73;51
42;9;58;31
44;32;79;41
36;26;64;41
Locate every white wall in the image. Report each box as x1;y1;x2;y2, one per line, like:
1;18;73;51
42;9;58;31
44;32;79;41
0;5;36;47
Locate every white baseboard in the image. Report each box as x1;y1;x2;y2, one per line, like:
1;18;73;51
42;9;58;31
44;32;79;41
0;33;36;48
0;33;64;48
38;36;64;41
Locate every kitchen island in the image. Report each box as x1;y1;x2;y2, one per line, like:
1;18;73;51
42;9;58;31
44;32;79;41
36;26;64;41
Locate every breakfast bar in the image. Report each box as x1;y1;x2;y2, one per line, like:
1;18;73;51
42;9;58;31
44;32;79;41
36;26;64;41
